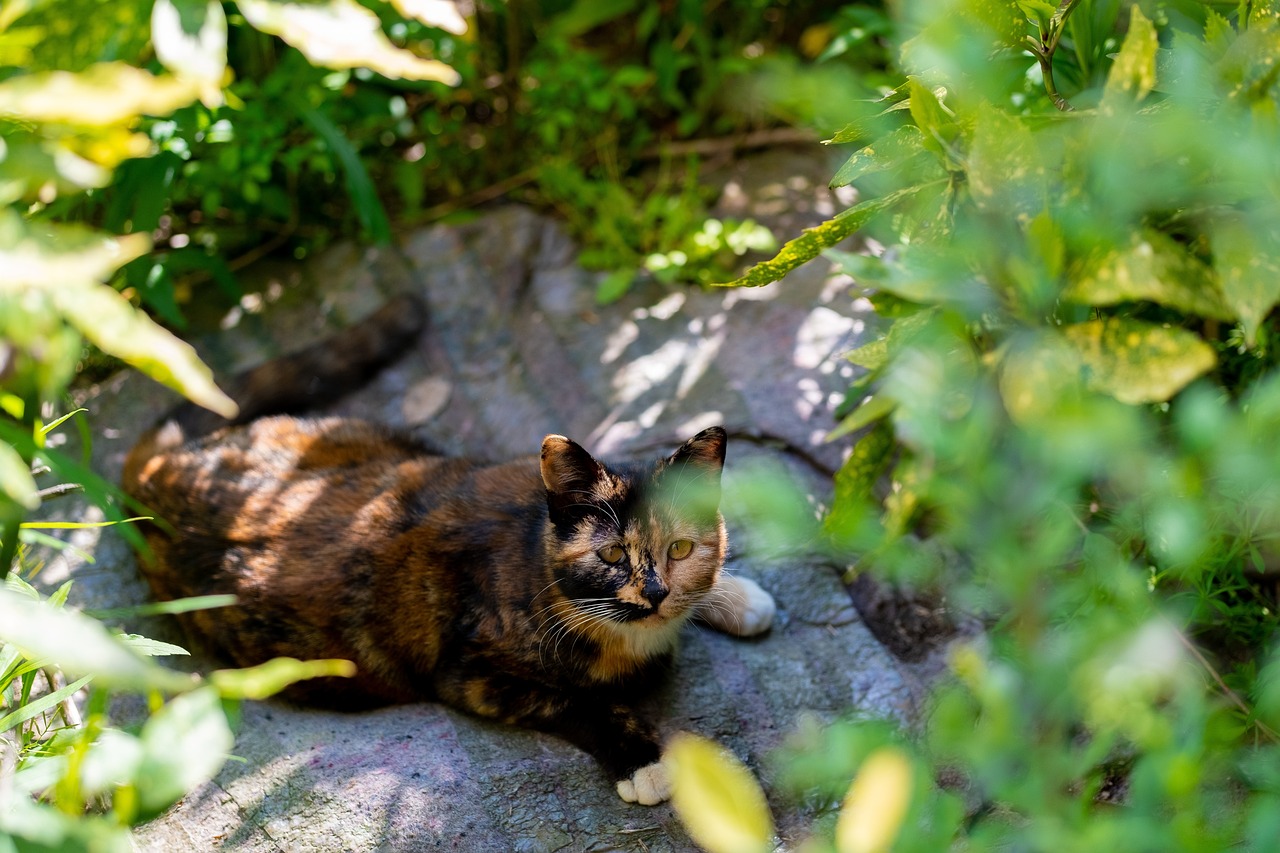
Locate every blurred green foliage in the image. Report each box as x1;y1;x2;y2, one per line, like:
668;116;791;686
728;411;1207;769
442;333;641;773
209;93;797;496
701;0;1280;850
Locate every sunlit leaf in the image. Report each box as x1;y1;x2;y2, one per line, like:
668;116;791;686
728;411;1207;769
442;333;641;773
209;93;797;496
845;337;888;370
1102;5;1158;109
116;634;190;657
236;0;460;84
1063;231;1233;321
135;686;234;816
20;516;150;529
0;588;194;692
668;732;773;853
0;210;150;289
826;419;894;540
51;284;237;418
719;184;928;288
209;656;355;699
1060;318;1215;404
151;0;227;104
390;0;468;33
835;747;914;853
0;62;200;125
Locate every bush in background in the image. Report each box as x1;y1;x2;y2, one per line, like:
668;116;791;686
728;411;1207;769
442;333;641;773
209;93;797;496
679;1;1280;850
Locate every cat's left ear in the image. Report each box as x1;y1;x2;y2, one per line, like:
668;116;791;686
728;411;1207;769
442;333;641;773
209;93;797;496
667;426;727;479
665;426;726;513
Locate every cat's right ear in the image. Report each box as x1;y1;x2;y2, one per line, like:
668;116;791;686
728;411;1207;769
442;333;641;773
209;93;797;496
541;435;604;525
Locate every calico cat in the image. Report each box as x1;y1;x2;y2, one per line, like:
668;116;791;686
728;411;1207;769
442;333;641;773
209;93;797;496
121;294;775;805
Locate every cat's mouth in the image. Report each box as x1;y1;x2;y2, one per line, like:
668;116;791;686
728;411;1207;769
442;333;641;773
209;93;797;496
614;602;665;623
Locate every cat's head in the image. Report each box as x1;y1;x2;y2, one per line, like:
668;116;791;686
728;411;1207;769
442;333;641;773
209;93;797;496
539;427;727;641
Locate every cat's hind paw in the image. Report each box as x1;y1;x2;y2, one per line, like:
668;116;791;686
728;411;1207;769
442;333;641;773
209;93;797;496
616;760;671;805
698;574;776;637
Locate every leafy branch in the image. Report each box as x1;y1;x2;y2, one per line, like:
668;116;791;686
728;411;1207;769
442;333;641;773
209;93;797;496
1026;0;1084;111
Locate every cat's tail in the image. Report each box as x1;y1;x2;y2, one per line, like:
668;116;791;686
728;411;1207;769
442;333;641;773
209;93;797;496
142;292;427;447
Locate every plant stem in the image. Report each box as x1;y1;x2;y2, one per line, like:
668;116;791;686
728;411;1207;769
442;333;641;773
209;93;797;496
1030;0;1085;112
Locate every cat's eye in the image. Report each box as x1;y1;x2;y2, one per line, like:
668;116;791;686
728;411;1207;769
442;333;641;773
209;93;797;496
668;539;694;560
598;544;625;565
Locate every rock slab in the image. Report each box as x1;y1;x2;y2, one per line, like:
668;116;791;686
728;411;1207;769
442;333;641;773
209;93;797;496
36;150;934;851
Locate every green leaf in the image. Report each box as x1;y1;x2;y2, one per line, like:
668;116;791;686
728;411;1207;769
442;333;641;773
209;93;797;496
1060;318;1216;404
828;394;896;442
668;732;774;853
1063;231;1234;321
546;0;639;38
134;686;234;817
1213;218;1280;347
906;78;956;157
1102;5;1158;109
0;588;195;693
826;419;894;538
86;594;237;620
209;656;356;699
595;269;635;305
718;185;928;288
845;337;888;371
151;0;227;102
967;102;1045;214
50;283;237;418
0;441;39;512
296;101;392;245
116;634;190;657
236;0;460;84
0;62;200;125
0;673;91;733
830;126;928;189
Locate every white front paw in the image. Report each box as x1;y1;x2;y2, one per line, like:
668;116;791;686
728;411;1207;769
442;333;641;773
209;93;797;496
731;576;776;636
616;760;671;805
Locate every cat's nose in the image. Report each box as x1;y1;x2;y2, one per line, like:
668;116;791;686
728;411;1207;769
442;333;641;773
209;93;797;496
642;578;669;608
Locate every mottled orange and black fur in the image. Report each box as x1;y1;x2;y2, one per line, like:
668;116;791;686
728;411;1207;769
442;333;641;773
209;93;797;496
122;294;774;804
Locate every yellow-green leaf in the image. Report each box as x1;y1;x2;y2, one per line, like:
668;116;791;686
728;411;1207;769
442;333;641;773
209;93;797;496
718;184;927;288
237;0;461;84
1060;318;1215;404
835;747;915;853
1063;231;1233;321
967;102;1045;214
135;686;235;817
998;331;1083;423
668;732;774;853
906;77;956;157
0;211;150;289
1102;6;1158;109
0;440;39;511
210;656;356;700
0;62;200;125
51;284;237;418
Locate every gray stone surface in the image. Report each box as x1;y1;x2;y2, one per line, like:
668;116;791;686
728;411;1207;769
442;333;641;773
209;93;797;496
32;147;938;851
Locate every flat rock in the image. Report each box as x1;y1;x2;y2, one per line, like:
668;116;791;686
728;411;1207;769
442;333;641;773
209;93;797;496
34;147;940;851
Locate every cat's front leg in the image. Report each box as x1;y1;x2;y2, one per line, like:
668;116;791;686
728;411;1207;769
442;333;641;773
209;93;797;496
436;668;672;804
696;573;776;636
